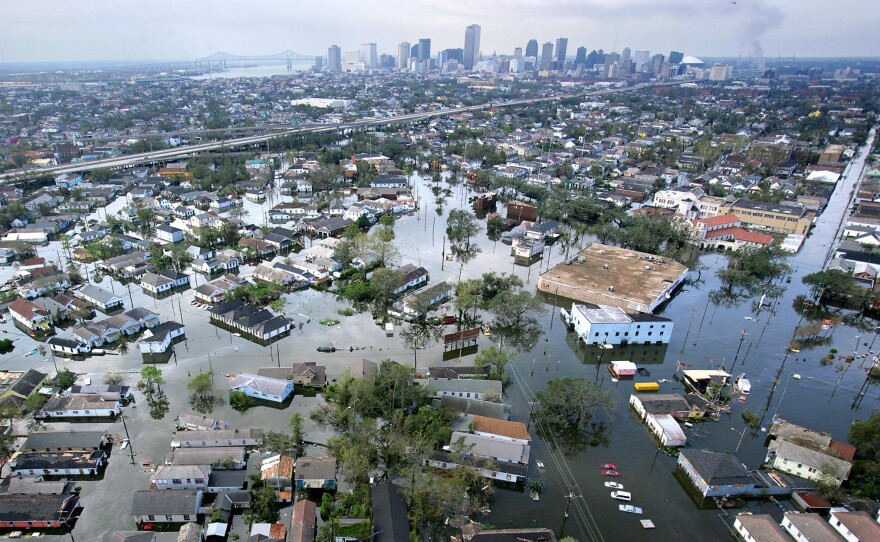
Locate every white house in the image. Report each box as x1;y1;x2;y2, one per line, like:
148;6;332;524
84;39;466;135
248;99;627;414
151;465;211;491
565;303;673;346
138;322;186;354
10;450;107;476
229;373;294;403
154;225;185;244
782;513;844;542
36;395;121;419
8;298;52;332
131;490;202;526
828;510;880;542
75;285;124;312
140;272;174;294
415;378;502;401
170;429;259;448
732;514;791;542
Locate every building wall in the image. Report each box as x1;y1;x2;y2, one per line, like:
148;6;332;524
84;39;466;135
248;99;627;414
729;206;811;235
770;455;841;486
137;513;197;524
732;518;759;542
154;478;208;491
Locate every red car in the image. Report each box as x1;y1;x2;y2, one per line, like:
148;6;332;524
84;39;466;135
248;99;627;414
602;463;618;470
602;470;621;477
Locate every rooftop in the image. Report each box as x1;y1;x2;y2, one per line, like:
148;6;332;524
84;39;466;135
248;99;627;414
538;243;688;311
735;514;790;542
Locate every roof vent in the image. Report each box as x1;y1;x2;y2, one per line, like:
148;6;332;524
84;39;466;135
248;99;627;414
644;265;652;270
608;286;615;292
603;264;610;269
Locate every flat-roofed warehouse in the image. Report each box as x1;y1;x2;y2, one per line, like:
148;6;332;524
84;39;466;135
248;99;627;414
537;243;689;313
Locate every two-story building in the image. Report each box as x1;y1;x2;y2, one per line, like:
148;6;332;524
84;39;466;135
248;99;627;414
565;303;673;346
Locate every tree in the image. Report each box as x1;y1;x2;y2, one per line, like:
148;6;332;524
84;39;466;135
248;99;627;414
803;269;858;303
188;371;216;414
367;267;404;321
534;377;614;441
446;209;482;267
23;392;48;414
474;346;515;381
400;315;444;372
54;368;76;389
104;372;125;385
486;215;505;247
137;365;165;398
487;288;545;351
289;412;306;459
229;390;250;412
0;433;15;470
244;482;279;527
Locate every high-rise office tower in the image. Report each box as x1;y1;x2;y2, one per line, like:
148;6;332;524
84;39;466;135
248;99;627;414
668;51;684;65
540;42;554;70
555;38;568;64
361;43;378;69
651;54;665;74
525;39;538;59
621;47;631;64
633;50;650;71
574;46;586;67
398;42;411;69
464;24;481;71
411;44;419;60
514;47;523;60
418;38;431;61
327;45;342;73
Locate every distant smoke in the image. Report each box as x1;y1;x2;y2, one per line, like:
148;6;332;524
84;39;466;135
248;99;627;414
741;1;785;71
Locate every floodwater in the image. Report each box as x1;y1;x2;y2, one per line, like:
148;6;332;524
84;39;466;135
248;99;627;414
2;129;877;541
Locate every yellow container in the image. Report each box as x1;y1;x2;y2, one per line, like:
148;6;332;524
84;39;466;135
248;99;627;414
634;382;660;392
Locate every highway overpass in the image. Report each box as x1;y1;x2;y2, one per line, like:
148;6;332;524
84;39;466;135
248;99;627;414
0;82;670;183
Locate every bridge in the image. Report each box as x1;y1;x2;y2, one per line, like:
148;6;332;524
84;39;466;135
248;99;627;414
195;50;320;69
0;82;678;183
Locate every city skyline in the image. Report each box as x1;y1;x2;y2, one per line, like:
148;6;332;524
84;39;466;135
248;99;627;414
0;0;878;63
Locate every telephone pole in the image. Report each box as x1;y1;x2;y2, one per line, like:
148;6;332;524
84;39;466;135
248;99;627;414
731;330;747;370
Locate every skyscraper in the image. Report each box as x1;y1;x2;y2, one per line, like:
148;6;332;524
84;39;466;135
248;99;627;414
574;46;586;67
514;47;523;60
327;45;342;73
361;43;378;69
418;38;431;62
633;50;650;71
621;47;631;64
398;42;411;69
525;39;538;59
668;51;684;65
540;42;554;70
464;24;481;71
555;38;568;64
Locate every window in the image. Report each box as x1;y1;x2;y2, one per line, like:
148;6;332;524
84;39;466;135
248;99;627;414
165;515;173;521
648;332;652;336
147;515;155;522
660;332;664;336
615;332;619;337
172;479;182;485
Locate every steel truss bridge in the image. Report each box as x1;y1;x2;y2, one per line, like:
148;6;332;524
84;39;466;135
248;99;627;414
195;50;320;69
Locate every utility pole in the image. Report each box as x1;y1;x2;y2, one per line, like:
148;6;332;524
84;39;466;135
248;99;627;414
120;415;135;466
681;307;697;353
441;236;446;271
731;330;747;370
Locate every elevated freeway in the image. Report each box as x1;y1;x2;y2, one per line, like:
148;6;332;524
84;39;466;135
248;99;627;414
0;82;674;182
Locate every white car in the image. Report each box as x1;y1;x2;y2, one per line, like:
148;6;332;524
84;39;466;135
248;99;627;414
604;482;624;490
611;491;632;502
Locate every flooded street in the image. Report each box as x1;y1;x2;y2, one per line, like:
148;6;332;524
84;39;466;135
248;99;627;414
2;131;878;541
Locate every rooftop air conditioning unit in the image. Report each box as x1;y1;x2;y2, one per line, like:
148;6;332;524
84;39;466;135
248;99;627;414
644;265;652;270
608;286;615;292
603;264;609;269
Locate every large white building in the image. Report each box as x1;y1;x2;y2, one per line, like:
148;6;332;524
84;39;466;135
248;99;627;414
565;303;673;346
652;187;724;219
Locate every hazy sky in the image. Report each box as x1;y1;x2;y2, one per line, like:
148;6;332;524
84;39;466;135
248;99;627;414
0;0;877;63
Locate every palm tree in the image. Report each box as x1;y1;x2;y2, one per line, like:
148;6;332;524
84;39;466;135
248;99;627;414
117;338;129;355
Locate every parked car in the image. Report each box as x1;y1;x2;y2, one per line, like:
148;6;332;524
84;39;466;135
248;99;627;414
602;463;618;470
611;491;632;502
604;482;624;490
602;470;620;477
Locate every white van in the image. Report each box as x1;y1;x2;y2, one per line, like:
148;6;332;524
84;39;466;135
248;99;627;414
611;491;632;502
